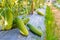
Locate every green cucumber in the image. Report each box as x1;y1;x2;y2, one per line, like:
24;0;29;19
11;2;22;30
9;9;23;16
12;18;30;29
5;13;13;30
36;11;44;16
14;17;29;36
27;24;43;36
22;18;30;25
2;8;13;30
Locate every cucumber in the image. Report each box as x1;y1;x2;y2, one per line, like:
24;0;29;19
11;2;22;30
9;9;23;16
14;17;29;36
27;24;43;36
22;18;30;25
12;18;30;29
2;8;13;30
36;11;44;16
5;13;13;30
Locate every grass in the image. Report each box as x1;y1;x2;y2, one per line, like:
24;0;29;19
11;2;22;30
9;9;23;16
45;5;58;40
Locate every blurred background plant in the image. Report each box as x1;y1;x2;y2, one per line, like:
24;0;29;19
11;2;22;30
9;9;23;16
56;0;60;4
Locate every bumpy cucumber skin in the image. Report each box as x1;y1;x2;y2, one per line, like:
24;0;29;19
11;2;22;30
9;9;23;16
14;17;29;36
27;24;43;36
23;18;30;25
37;11;44;16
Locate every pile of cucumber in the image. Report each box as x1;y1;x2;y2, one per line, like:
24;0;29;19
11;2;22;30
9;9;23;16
0;7;43;36
3;14;43;36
